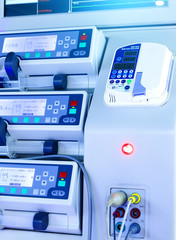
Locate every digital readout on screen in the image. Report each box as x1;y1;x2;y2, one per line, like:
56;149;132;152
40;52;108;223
0;167;35;187
2;35;57;53
113;63;136;70
0;99;47;116
123;57;136;62
124;51;138;56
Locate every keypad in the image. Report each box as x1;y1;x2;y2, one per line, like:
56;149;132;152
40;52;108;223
109;69;135;92
0;94;83;126
0;162;73;200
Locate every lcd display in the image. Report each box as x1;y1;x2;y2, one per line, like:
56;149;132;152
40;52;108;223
113;62;136;70
0;99;47;116
2;35;57;53
4;0;168;17
123;57;136;62
0;167;35;187
124;51;138;56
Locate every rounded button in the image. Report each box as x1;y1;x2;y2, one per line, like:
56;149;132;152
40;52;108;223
127;80;132;84
124;70;128;74
80;51;86;56
73;51;80;56
117;75;121;78
51;190;58;196
125;85;130;90
116;80;120;84
128;74;133;78
123;75;127;79
110;80;114;84
129;70;134;73
121;80;126;84
118;70;122;74
112;70;117;74
111;75;116;79
117;57;122;61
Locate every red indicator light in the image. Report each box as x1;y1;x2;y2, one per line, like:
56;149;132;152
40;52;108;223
70;100;78;106
80;35;87;40
122;143;134;155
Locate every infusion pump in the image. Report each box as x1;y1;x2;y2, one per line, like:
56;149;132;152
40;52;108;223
0;159;81;234
104;42;173;106
0;27;105;91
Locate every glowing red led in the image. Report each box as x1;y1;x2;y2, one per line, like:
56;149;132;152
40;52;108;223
122;143;134;155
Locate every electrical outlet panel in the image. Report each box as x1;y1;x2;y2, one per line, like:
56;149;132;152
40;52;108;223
110;188;145;238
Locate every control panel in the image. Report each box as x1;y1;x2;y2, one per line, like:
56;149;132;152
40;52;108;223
110;188;145;238
0;94;83;126
0;162;72;199
3;91;88;141
0;29;92;59
104;42;173;106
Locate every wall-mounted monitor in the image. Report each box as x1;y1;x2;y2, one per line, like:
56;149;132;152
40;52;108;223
0;0;176;32
4;0;168;17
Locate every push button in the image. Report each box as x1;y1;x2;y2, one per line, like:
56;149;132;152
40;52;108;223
58;190;65;197
58;181;66;187
80;35;87;40
49;176;55;182
51;190;58;196
80;51;86;56
69;108;77;114
70;118;76;123
70;100;78;106
59;172;67;178
79;42;86;48
63;117;70;123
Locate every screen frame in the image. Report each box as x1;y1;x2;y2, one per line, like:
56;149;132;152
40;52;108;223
0;0;176;31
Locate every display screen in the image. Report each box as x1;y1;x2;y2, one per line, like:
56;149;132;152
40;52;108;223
123;57;136;62
0;167;35;187
2;35;57;53
4;0;168;17
113;62;136;70
0;99;47;116
124;51;138;56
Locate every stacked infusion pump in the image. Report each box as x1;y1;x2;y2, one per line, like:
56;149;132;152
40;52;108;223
0;27;105;234
0;25;175;240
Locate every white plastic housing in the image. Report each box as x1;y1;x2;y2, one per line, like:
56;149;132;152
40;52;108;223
104;42;173;106
0;27;105;90
0;159;81;234
2;91;88;142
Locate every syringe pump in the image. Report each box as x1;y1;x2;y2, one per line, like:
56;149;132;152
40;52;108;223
0;91;88;157
0;159;81;234
0;27;105;91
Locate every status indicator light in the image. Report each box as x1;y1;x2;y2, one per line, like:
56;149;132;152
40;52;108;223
122;143;134;155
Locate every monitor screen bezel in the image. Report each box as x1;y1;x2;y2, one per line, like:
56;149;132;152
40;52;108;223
0;0;176;31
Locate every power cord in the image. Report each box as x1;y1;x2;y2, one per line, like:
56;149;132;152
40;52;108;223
106;191;127;240
23;154;92;240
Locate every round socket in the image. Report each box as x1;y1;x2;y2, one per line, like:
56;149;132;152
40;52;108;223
115;222;126;232
130;208;141;219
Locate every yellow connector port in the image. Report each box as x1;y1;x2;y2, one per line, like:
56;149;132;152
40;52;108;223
128;193;141;204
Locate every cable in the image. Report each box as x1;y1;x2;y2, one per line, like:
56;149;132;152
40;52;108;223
106;191;127;240
125;229;133;240
113;216;116;240
125;223;141;240
117;199;132;240
23;154;92;240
